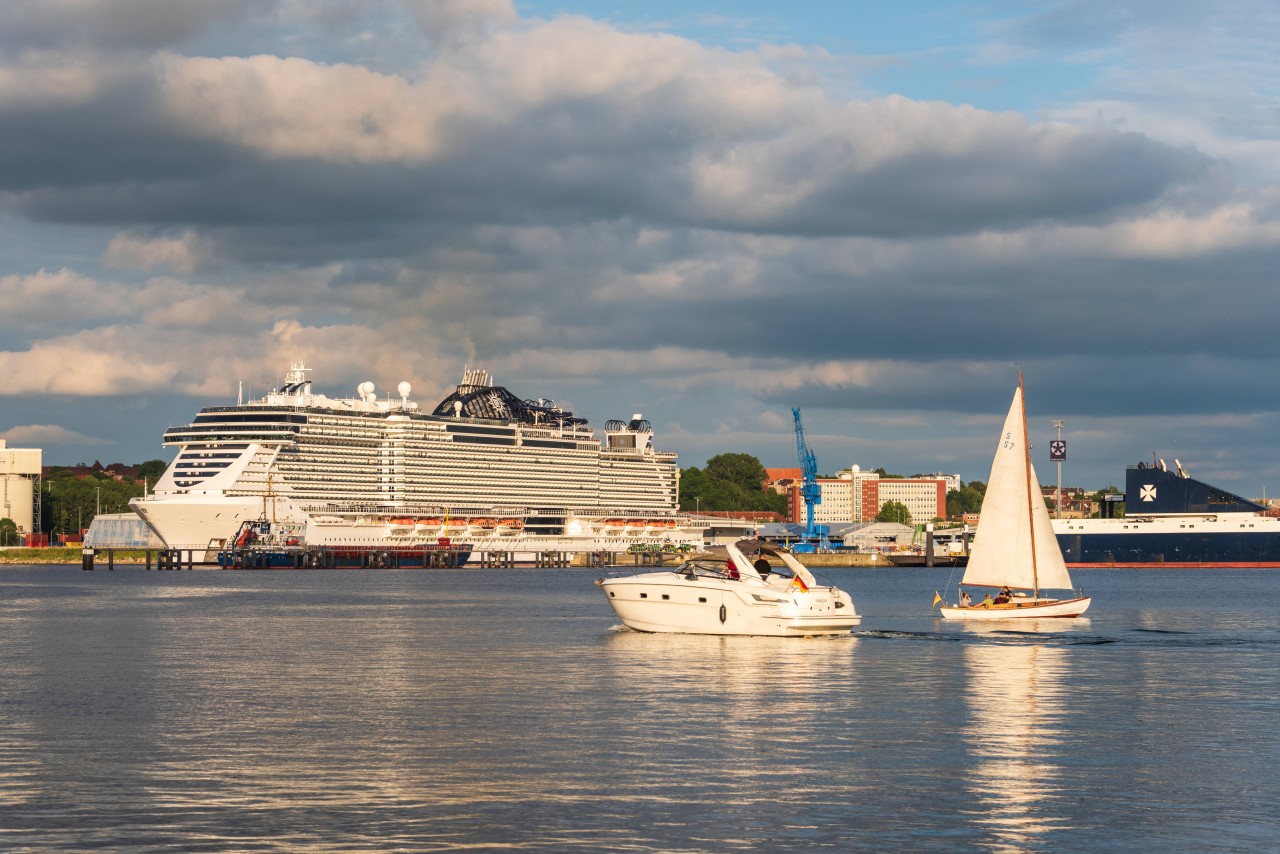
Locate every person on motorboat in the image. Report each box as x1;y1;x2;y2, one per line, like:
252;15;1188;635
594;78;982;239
753;558;771;577
723;559;740;580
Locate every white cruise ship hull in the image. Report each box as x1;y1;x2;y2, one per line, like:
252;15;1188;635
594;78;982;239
131;494;282;557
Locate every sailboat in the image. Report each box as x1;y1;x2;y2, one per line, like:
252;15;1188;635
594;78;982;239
938;373;1091;619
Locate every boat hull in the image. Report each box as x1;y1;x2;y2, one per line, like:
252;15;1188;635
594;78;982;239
599;573;859;636
939;595;1091;620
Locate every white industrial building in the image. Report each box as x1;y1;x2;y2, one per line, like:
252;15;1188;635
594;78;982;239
1;439;42;537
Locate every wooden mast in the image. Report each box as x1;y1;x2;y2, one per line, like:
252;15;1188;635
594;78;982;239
1018;369;1040;597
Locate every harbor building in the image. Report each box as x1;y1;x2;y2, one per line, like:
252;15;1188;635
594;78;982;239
1;439;42;538
780;465;947;526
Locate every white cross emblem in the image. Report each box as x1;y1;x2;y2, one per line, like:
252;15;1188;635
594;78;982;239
1141;484;1157;502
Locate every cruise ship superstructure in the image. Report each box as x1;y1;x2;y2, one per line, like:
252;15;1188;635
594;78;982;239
132;362;708;559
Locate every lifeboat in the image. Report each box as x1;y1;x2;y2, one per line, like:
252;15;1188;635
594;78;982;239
416;517;442;532
602;519;626;534
495;519;524;535
468;517;497;535
387;517;416;534
442;518;467;535
624;519;646;535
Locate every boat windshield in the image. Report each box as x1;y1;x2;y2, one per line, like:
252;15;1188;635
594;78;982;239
676;559;736;578
672;558;796;581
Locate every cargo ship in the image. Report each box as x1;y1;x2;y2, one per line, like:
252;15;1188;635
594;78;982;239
131;362;709;560
1053;458;1280;567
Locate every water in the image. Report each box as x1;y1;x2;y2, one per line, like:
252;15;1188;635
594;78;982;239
1;565;1277;852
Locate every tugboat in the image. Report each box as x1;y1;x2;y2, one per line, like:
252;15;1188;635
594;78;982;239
217;520;471;569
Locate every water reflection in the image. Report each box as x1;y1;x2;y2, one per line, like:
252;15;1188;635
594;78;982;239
962;641;1071;852
602;628;857;699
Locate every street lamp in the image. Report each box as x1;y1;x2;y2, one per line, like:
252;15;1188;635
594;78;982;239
695;496;701;514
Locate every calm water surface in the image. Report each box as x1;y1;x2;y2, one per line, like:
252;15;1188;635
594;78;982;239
1;565;1277;852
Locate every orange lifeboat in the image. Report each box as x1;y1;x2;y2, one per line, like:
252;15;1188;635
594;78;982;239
416;517;442;531
495;518;524;535
602;518;626;533
469;517;497;535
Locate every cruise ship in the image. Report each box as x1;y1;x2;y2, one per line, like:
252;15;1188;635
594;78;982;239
1053;457;1280;567
131;362;709;559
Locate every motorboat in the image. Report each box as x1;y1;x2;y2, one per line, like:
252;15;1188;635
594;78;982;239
597;538;859;636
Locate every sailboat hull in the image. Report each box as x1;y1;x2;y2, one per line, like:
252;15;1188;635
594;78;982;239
939;595;1091;620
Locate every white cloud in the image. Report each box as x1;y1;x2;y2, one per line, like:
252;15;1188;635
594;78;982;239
103;231;210;273
1;423;110;447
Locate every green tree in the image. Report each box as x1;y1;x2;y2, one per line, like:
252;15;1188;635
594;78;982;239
679;454;788;513
876;500;912;525
42;471;145;535
136;459;168;484
0;518;18;547
704;453;769;494
945;480;986;518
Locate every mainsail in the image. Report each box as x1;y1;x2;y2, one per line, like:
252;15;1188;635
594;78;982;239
961;385;1074;592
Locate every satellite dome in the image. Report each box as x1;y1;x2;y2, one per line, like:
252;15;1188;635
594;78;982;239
398;381;411;398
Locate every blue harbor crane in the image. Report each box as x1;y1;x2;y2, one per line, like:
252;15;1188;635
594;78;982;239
791;407;829;553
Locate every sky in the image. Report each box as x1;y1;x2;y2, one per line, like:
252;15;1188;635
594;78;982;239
2;0;1279;497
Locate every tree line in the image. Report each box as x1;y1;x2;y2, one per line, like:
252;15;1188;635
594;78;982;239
37;461;167;537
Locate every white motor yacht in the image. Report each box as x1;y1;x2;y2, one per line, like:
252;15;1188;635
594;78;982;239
597;539;859;636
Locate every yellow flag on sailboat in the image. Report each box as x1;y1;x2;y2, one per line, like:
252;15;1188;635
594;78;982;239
931;591;942;607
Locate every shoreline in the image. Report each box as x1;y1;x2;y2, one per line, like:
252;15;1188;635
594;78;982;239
1;547;897;568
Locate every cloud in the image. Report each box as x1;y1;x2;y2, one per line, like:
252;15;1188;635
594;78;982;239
405;0;516;46
103;231;211;273
1;424;109;447
0;1;1277;496
0;0;265;51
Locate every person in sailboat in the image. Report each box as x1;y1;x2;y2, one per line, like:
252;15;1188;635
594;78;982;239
993;586;1012;605
960;591;972;607
980;592;993;607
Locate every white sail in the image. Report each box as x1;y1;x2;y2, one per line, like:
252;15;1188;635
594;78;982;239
961;386;1074;592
